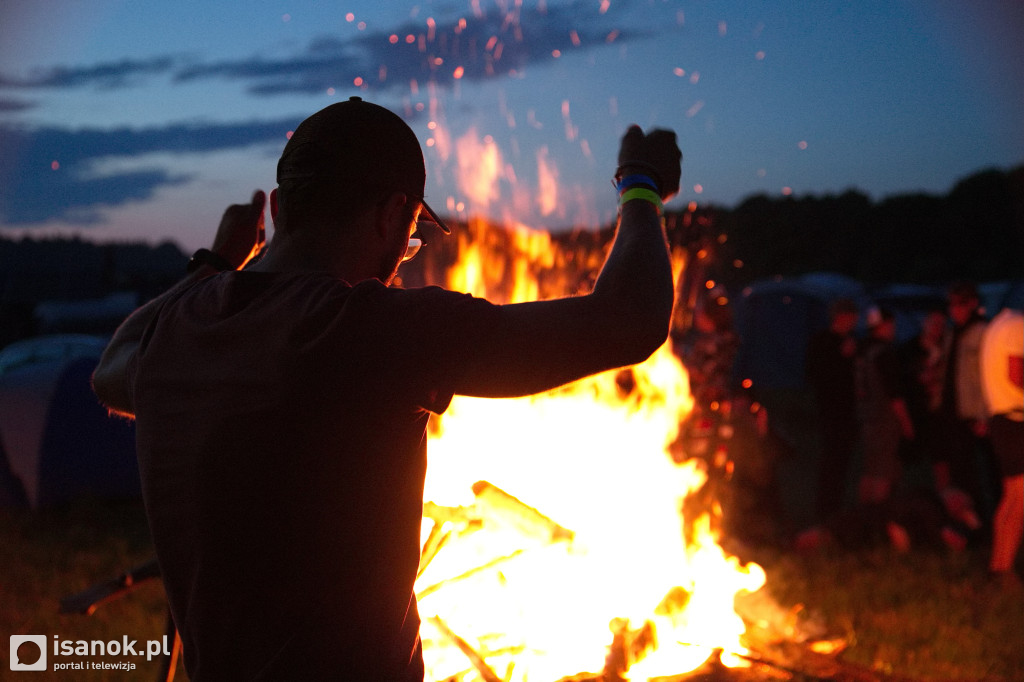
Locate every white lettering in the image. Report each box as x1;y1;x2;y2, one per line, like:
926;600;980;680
122;635;139;656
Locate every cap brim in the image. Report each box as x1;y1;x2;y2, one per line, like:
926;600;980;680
418;198;451;234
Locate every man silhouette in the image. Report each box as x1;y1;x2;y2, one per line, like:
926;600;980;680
92;97;681;680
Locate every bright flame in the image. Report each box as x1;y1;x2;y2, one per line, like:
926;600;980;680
455;129;502;211
413;131;766;682
535;146;558;217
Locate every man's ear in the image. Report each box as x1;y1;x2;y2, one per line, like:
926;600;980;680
376;191;409;239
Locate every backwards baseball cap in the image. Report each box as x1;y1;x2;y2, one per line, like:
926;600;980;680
277;96;449;234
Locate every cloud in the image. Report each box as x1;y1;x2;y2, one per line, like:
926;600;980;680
0;0;654;96
0;118;296;225
0;56;176;90
0;97;35;112
232;1;653;95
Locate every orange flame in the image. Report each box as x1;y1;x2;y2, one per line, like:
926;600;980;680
412;128;765;682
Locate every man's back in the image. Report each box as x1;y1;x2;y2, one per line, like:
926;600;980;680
131;271;496;679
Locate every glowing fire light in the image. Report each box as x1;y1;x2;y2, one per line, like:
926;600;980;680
412;140;767;680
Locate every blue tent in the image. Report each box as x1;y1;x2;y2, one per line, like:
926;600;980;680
0;336;139;508
731;273;869;392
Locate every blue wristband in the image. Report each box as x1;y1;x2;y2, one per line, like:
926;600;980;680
616;173;659;194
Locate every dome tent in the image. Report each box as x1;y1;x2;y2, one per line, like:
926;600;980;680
0;336;139;509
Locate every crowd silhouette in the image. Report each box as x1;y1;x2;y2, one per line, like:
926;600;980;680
676;281;1023;593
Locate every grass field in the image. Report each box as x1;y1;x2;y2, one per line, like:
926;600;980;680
2;497;1021;681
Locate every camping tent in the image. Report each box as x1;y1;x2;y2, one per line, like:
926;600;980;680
0;336;139;508
731;273;869;392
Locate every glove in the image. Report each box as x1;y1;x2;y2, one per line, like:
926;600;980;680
616;126;682;201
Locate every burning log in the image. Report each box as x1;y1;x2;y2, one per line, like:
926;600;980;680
471;480;575;543
603;617;658;680
427;616;503;682
417;519;453;579
416;549;527;600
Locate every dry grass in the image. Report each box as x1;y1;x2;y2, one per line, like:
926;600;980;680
2;497;1022;681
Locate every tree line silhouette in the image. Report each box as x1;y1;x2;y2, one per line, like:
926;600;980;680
695;165;1024;288
1;164;1021;348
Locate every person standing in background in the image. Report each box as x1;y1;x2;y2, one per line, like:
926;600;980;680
933;282;993;522
980;307;1024;591
805;298;860;523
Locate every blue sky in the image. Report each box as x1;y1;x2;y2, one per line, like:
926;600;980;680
1;0;1022;252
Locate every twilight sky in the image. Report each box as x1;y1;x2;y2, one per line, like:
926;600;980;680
1;0;1022;252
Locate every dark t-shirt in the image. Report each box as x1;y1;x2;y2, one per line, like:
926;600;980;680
129;272;500;680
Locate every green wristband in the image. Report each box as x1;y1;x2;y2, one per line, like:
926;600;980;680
618;186;663;212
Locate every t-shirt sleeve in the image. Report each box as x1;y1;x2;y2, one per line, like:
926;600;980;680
348;282;502;414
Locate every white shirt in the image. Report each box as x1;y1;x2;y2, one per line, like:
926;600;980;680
981;308;1024;420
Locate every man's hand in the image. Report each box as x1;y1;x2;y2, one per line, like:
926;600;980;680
211;190;267;270
617;126;682;201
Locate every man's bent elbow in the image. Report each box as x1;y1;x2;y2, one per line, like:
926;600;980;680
91;360;135;419
617;309;672;366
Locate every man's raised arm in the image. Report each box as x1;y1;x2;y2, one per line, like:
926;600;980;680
92;191;266;417
452;125;682;398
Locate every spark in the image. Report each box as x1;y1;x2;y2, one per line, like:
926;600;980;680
353;77;363;87
782;187;793;196
599;0;610;14
281;13;291;23
552;49;561;58
285;131;294;140
453;66;465;79
389;34;399;44
673;67;686;77
570;30;581;47
686;101;705;117
755;51;766;60
405;34;416;44
694;184;703;194
345;12;355;22
51;160;59;170
798;140;808;150
718;21;727;36
606;29;620;43
689;71;700;84
327;87;335;95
